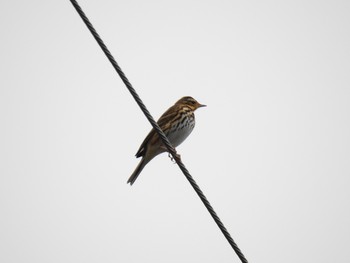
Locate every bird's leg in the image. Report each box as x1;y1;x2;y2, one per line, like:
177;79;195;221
168;151;181;164
175;152;181;162
168;153;175;163
161;145;181;163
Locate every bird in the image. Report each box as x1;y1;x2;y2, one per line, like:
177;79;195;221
127;96;206;185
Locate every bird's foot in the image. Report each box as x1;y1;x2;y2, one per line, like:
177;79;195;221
168;153;175;163
168;152;181;163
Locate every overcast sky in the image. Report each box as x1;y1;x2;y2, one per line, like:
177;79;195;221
1;1;350;262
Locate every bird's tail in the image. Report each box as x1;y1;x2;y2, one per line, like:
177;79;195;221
127;157;148;185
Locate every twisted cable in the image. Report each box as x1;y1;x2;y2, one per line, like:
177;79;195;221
70;1;248;262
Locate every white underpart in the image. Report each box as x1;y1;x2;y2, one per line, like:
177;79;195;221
167;115;195;148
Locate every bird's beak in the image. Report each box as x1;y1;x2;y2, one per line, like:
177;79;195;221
198;103;207;108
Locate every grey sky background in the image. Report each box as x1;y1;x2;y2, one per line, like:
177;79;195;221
1;1;349;262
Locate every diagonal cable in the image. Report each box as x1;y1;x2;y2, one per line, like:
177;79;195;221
69;1;248;262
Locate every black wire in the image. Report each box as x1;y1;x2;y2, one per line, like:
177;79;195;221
69;1;248;262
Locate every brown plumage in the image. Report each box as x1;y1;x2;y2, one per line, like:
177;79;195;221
127;96;206;185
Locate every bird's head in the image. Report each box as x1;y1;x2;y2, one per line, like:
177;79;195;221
175;96;206;111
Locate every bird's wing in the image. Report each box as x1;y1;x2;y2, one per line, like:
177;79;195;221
135;104;179;158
